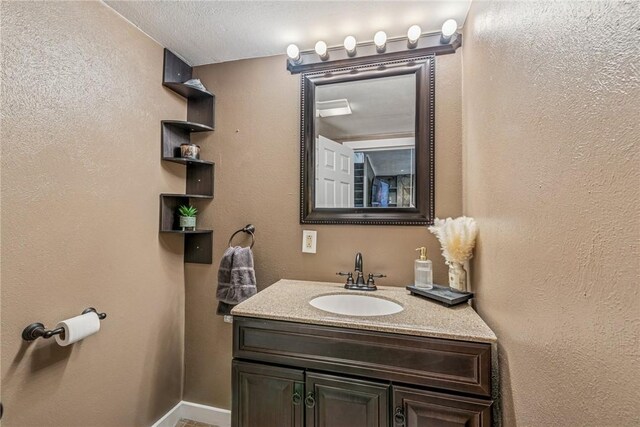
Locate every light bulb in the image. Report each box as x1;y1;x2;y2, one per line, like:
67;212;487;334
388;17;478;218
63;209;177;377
315;40;328;59
286;44;300;61
442;19;457;38
343;35;357;56
374;30;387;50
407;25;422;43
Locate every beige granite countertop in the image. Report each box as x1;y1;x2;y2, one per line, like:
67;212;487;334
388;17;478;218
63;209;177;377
231;279;497;343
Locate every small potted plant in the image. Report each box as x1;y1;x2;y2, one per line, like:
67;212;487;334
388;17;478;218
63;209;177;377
177;205;197;231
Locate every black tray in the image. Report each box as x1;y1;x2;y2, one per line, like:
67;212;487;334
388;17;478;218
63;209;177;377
406;284;474;307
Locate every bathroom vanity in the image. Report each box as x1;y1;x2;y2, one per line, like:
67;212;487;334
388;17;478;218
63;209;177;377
231;280;497;427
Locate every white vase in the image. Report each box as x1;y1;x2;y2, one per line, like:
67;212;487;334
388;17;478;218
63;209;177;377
448;262;467;292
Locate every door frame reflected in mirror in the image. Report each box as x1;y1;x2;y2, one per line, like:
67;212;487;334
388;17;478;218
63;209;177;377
300;56;435;225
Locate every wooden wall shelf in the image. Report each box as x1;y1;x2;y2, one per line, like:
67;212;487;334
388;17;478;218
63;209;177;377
163;157;214;166
162;121;216;197
161;193;213;199
159;194;208;231
159;194;213;264
162;82;214;99
159;48;216;264
163;120;213;132
160;229;213;234
162;49;215;129
161;121;213;158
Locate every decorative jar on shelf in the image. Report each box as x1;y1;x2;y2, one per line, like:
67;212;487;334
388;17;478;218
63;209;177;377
180;143;200;160
448;262;467;292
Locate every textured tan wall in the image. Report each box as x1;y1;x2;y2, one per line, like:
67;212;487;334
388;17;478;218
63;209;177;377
1;2;187;426
185;52;463;407
462;1;640;426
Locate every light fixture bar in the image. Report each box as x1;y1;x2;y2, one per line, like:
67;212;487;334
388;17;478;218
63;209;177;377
286;31;460;74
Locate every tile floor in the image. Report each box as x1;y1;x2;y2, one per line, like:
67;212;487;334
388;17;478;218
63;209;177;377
174;418;217;427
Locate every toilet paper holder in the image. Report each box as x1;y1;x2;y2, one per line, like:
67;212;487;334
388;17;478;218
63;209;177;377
21;307;107;342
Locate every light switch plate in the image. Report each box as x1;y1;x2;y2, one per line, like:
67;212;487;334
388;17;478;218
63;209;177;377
302;230;317;253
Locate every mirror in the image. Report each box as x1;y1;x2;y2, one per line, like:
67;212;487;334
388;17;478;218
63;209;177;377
315;74;416;209
301;56;434;225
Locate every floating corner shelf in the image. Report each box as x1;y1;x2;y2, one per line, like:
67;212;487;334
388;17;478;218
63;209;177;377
159;48;216;264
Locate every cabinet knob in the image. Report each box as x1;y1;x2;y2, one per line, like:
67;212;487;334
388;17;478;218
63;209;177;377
292;391;302;405
305;392;316;408
394;406;405;425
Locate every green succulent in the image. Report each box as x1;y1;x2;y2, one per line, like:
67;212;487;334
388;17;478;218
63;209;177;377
178;205;198;217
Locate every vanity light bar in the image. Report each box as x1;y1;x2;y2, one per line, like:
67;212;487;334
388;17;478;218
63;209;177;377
286;20;461;74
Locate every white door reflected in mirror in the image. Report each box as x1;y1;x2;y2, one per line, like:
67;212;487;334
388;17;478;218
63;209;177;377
316;136;354;208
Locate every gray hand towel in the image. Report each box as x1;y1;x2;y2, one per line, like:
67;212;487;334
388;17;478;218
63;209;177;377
216;246;257;315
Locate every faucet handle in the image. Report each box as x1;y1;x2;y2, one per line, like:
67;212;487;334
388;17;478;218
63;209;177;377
366;273;386;288
336;272;354;286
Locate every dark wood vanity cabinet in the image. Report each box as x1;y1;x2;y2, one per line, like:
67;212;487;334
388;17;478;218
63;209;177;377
233;362;389;427
232;317;493;427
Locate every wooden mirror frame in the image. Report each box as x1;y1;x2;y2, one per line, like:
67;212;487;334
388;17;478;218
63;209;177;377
300;55;435;225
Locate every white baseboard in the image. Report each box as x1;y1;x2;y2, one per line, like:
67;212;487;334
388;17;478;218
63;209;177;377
151;401;231;427
151;402;183;427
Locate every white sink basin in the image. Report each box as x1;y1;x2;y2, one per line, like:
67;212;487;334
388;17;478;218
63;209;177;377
309;294;403;317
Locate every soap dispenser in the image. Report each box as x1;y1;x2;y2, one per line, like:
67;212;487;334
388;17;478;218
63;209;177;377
414;247;433;289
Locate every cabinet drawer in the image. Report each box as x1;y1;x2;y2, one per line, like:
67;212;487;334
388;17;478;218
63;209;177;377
233;317;492;397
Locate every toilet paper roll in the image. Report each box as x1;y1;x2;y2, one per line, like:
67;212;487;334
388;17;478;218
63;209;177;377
54;311;101;346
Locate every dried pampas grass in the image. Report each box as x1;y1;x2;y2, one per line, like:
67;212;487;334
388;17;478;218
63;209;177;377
428;217;478;265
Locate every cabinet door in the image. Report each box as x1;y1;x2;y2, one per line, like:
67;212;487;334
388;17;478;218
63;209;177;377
392;386;492;427
305;372;389;427
232;360;304;427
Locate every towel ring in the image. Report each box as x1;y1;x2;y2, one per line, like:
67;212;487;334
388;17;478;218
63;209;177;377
228;224;255;249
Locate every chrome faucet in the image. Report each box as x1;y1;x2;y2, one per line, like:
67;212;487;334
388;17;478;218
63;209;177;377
337;252;386;291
